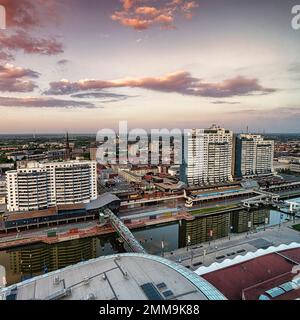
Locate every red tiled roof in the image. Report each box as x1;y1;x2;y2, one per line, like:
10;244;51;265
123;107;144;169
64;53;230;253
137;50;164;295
202;249;300;300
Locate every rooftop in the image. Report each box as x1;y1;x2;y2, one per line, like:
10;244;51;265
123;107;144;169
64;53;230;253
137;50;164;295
3;193;120;221
0;253;225;301
197;243;300;300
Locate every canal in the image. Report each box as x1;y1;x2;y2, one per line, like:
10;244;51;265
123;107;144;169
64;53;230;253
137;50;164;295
0;197;299;286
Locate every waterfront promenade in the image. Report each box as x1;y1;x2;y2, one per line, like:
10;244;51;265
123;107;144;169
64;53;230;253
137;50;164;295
165;219;300;270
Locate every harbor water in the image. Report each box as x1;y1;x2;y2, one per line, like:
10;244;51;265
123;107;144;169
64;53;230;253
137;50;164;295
0;197;299;286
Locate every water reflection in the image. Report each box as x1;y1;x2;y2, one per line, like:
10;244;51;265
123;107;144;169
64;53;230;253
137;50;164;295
0;197;299;286
132;223;179;255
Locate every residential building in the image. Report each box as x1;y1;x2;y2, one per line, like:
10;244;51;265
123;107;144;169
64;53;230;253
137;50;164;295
180;125;233;186
6;160;97;212
235;134;274;178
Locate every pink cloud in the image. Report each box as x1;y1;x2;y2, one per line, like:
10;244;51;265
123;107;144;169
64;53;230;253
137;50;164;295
0;0;64;60
0;63;39;92
121;0;137;11
0;0;61;29
111;0;199;30
111;14;151;30
135;6;160;16
0;31;63;56
45;71;276;98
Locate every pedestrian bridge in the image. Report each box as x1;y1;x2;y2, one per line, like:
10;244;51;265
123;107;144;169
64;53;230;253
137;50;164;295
104;209;147;254
285;201;300;213
242;191;300;215
242;191;280;209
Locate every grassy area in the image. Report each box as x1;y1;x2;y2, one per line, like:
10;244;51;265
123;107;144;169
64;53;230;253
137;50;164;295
190;204;238;216
292;224;300;232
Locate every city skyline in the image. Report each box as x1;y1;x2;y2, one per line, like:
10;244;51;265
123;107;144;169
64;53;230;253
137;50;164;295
0;0;300;133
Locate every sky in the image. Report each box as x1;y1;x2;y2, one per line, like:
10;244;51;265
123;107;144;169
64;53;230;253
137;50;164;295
0;0;299;134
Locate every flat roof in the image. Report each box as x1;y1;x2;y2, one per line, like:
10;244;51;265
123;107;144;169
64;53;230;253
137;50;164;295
190;187;245;199
6;207;58;221
122;207;180;220
0;253;226;301
188;184;242;194
85;193;120;210
4;193;119;222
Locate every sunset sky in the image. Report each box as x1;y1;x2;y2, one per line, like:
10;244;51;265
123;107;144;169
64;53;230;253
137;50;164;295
0;0;299;133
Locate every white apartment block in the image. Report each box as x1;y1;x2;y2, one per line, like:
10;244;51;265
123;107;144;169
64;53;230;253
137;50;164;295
180;125;233;186
6;161;97;212
235;134;274;177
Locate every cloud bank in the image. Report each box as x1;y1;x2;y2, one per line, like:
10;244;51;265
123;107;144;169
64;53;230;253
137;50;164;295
0;96;95;108
46;71;276;98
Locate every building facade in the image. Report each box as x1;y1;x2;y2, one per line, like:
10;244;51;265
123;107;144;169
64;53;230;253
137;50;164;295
180;125;233;186
290;161;300;173
0;176;6;205
235;134;274;178
6;161;97;212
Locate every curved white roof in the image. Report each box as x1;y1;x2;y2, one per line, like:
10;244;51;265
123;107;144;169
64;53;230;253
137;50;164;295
195;242;300;276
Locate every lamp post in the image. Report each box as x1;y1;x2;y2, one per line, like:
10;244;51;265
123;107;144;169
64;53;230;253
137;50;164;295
264;214;269;231
214;246;218;260
29;253;32;278
161;240;165;257
186;235;191;251
247;221;252;237
228;225;233;240
208;230;213;246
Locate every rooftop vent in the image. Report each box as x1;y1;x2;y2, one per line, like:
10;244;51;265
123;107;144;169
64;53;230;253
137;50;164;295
53;276;60;285
83;276;90;285
163;290;174;299
157;282;167;290
265;287;285;298
86;293;96;300
259;294;270;300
